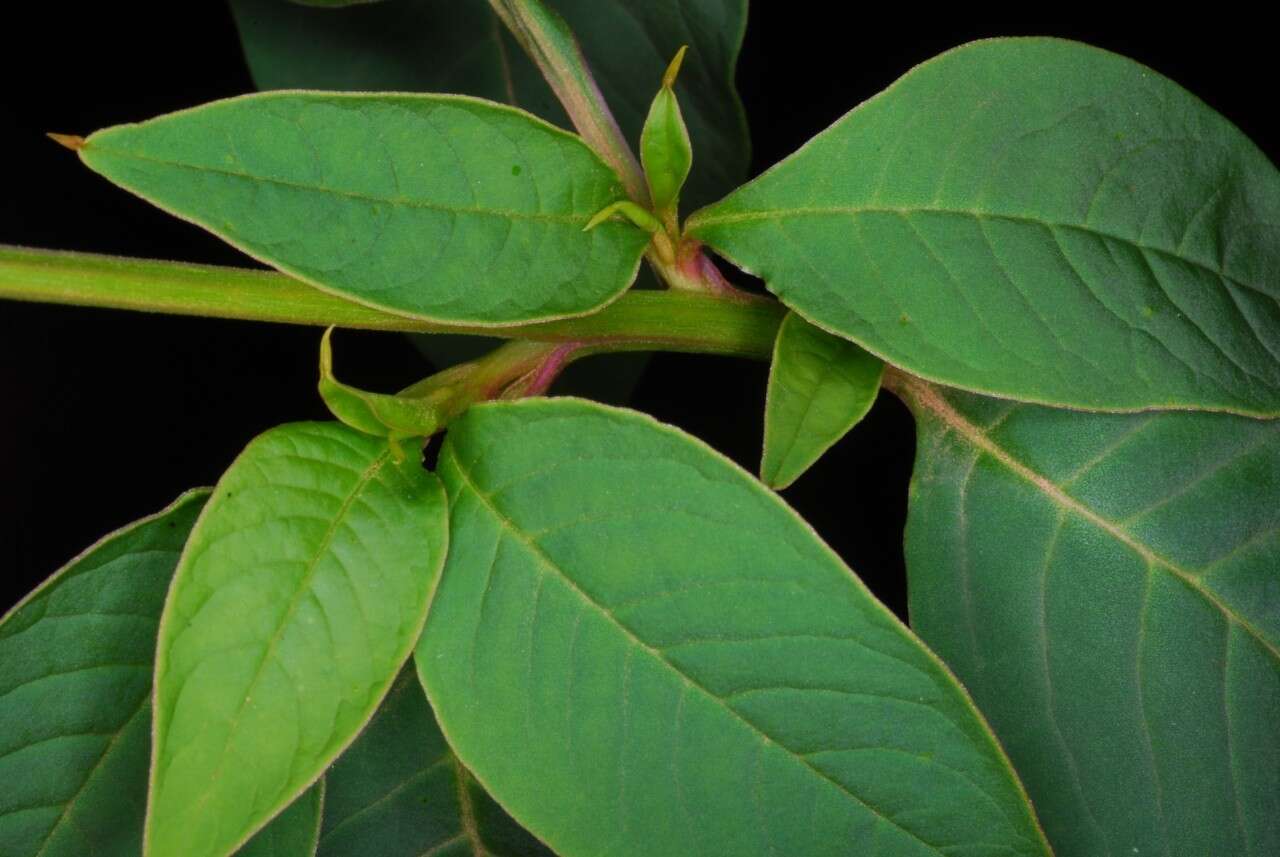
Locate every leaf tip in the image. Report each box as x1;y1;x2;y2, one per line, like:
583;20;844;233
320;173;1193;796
46;132;86;152
663;46;689;89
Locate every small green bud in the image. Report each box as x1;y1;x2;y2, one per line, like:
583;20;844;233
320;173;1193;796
640;46;693;218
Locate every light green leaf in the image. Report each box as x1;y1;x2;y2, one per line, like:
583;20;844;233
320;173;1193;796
0;492;206;857
762;311;884;489
318;328;450;443
146;423;449;857
229;0;750;210
75;92;649;326
641;47;694;216
417;397;1050;857
238;784;324;857
0;492;328;857
318;665;550;857
896;373;1280;856
688;38;1280;416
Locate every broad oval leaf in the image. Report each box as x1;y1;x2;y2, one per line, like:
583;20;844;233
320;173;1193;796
146;423;449;857
0;492;322;857
896;374;1280;856
417;398;1050;857
763;311;884;489
229;0;750;211
318;665;550;857
0;492;206;857
74;92;649;326
688;38;1280;416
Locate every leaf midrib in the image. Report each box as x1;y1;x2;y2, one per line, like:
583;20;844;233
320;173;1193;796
691;204;1270;299
444;445;957;856
894;372;1280;664
85;143;595;225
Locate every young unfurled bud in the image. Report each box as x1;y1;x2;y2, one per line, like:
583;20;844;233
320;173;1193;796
319;327;450;456
640;46;692;220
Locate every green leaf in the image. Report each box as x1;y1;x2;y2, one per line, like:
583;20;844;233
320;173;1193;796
762;312;884;489
318;665;550;857
75;92;649;326
0;492;206;857
146;423;449;857
417;397;1050;857
238;784;324;857
319;328;450;443
896;373;1280;856
641;47;694;216
688;38;1280;416
0;492;331;857
228;0;750;210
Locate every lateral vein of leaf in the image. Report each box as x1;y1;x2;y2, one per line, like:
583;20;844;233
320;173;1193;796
156;445;393;819
451;754;491;857
444;445;950;855
89;145;595;224
694;206;1271;298
31;698;149;857
318;755;451;846
895;372;1280;664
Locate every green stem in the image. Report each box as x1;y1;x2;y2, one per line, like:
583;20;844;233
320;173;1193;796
0;244;782;360
487;0;748;300
488;0;648;205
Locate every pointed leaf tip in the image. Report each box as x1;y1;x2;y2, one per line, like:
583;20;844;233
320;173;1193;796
662;46;688;89
46;132;85;151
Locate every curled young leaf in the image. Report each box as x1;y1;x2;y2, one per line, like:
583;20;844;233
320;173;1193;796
641;46;693;217
318;328;452;444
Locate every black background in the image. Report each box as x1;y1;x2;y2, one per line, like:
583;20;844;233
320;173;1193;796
2;4;1275;619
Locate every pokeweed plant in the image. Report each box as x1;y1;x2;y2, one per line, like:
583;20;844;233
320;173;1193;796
1;2;1277;856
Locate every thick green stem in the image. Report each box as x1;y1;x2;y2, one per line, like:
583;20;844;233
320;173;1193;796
0;245;782;360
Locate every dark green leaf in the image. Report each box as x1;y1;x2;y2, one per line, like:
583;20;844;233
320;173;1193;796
689;38;1280;416
229;0;749;210
897;373;1280;856
318;666;550;857
146;423;449;857
76;92;649;325
238;784;324;857
763;312;884;489
418;398;1050;857
0;492;206;857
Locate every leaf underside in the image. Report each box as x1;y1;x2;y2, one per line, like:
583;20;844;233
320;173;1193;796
689;38;1280;416
319;665;550;857
900;377;1280;856
146;423;448;857
77;92;649;326
763;311;884;489
418;397;1049;857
